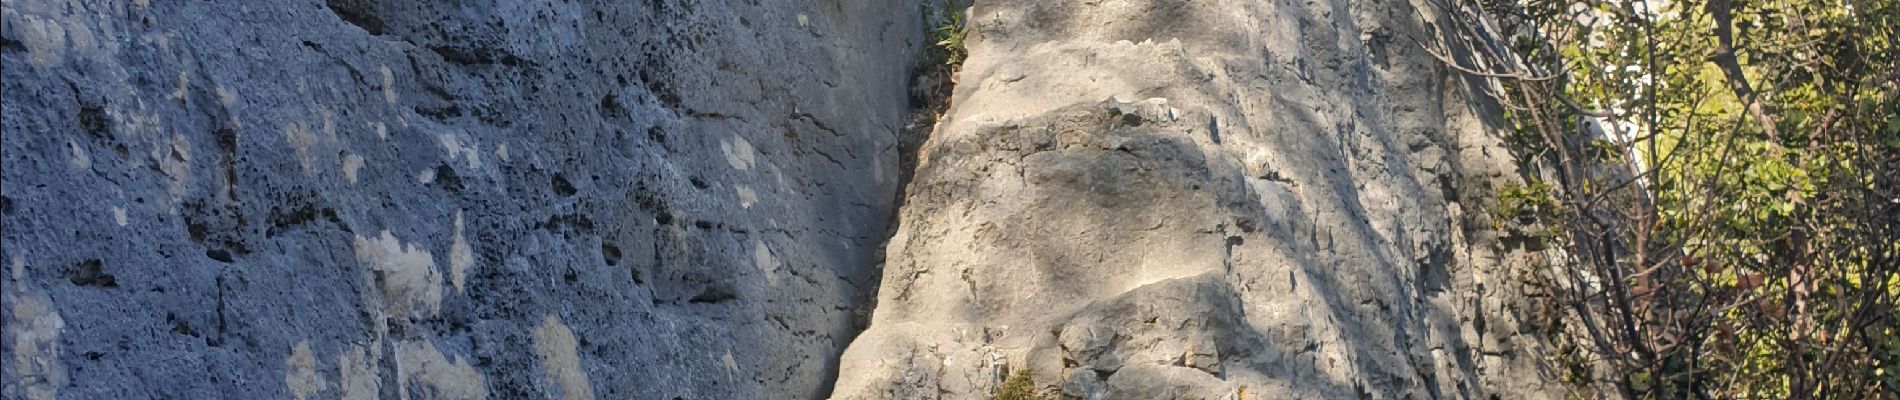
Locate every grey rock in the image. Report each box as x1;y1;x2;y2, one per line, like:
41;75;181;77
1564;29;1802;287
3;0;1569;399
2;0;922;398
831;0;1567;398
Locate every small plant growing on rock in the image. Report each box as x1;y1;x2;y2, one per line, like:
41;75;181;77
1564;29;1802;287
993;370;1049;400
911;2;971;126
930;6;968;67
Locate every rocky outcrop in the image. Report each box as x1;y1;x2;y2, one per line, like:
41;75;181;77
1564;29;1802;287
2;0;920;398
5;0;1575;398
831;0;1567;398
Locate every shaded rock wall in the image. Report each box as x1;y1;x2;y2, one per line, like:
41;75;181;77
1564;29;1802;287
831;0;1567;398
2;0;921;398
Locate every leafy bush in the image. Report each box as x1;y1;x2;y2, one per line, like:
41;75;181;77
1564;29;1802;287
1427;0;1900;397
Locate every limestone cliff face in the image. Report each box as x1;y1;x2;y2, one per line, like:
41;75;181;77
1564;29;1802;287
5;0;1565;399
831;0;1566;398
1;0;918;398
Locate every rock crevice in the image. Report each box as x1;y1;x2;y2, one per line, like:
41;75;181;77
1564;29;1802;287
831;0;1565;398
3;0;1560;398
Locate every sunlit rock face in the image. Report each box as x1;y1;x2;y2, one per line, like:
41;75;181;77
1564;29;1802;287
1;0;920;398
5;0;1569;398
830;0;1566;398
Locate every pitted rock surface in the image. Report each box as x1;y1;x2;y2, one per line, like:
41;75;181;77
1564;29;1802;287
2;0;919;398
5;0;1568;399
830;0;1566;398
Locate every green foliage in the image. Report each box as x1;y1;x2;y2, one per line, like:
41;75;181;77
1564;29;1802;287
1584;138;1623;163
994;370;1049;400
930;6;969;67
1465;0;1900;396
1497;179;1560;223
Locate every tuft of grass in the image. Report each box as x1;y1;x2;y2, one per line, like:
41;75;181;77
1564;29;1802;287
994;370;1050;400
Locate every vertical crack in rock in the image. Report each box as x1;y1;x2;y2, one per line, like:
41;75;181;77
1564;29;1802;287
0;0;1561;398
831;0;1566;399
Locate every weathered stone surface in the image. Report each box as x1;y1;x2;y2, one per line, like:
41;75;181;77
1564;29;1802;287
6;0;1573;398
831;0;1566;398
1;0;921;398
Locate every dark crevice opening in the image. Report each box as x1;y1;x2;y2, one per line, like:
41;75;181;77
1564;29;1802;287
813;2;962;398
